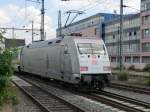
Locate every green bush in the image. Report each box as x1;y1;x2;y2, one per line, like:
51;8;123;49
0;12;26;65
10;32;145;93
0;87;19;106
117;71;129;81
143;64;150;72
0;30;19;106
0;49;15;90
146;76;150;86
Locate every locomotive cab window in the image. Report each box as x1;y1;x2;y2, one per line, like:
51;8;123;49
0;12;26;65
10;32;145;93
77;43;105;54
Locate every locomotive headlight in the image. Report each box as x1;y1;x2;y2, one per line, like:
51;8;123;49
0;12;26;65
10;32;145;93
73;74;81;80
103;66;111;71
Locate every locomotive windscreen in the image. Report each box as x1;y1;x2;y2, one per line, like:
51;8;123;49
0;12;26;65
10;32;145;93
77;43;105;54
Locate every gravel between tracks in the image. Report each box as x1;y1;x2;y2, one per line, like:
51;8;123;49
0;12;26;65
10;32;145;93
13;85;43;112
22;76;125;112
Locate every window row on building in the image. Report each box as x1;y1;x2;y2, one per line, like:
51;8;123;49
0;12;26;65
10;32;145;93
107;43;140;55
111;56;140;63
142;42;150;52
141;0;150;11
60;17;101;36
110;56;150;63
143;28;150;38
105;18;140;33
105;31;140;43
142;15;150;25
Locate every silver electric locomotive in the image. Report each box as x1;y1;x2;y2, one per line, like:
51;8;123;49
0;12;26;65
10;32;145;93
19;36;111;90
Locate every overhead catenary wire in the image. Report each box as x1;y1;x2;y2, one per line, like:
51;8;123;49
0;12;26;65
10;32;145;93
59;0;141;37
123;5;140;12
80;0;108;12
16;0;41;29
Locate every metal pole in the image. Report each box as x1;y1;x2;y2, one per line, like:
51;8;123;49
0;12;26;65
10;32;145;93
12;27;15;39
120;0;123;71
58;10;62;37
41;0;45;41
12;27;16;48
60;11;62;37
45;32;46;39
65;12;71;27
118;26;120;66
31;21;34;42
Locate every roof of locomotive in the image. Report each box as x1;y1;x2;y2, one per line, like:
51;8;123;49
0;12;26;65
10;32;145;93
25;36;102;49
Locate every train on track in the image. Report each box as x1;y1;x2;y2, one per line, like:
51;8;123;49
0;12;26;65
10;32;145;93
18;36;111;90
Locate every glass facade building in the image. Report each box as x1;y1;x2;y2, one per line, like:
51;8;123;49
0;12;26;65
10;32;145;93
56;0;150;69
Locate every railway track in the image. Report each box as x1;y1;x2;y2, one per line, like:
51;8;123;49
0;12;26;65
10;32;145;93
110;82;150;94
17;74;150;112
85;91;150;112
86;93;150;112
12;76;85;112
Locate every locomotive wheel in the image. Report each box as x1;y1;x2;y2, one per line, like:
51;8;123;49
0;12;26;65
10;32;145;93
98;81;105;90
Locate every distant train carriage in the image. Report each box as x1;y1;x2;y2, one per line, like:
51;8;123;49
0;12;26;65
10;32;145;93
19;36;111;90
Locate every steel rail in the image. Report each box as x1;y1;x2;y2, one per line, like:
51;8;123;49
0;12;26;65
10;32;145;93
96;91;150;108
110;82;150;94
13;81;50;112
14;76;85;112
86;93;149;112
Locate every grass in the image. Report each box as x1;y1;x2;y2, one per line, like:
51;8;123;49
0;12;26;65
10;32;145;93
117;71;129;81
0;83;19;106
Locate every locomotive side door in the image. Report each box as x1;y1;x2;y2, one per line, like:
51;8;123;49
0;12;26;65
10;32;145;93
60;45;72;81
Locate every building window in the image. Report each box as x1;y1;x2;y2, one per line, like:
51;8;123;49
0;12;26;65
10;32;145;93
147;3;150;10
141;1;150;11
133;56;140;63
134;31;137;36
113;35;115;39
143;15;150;25
142;56;150;63
125;56;131;63
142;43;150;52
143;29;150;38
111;57;116;62
129;32;132;36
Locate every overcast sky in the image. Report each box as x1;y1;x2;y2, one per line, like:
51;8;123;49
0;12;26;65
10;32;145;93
0;0;140;44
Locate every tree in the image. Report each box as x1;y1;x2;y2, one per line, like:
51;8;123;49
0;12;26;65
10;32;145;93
0;30;17;91
0;30;19;107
